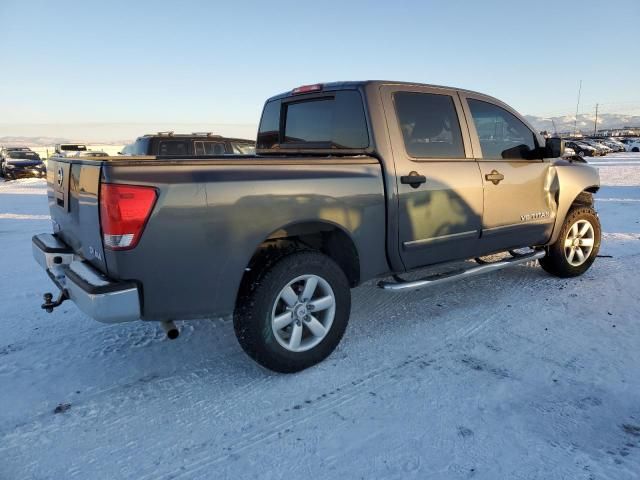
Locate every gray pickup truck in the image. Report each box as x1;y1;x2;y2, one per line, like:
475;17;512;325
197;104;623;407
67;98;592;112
33;81;601;372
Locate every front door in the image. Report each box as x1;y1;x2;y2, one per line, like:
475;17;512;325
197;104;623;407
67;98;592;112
460;94;556;251
381;85;484;270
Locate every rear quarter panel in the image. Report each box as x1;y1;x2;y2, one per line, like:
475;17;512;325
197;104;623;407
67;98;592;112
103;159;387;320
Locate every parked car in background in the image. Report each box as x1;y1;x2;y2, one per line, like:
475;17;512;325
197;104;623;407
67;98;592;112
565;141;597;158
580;139;610;155
0;147;46;179
624;139;640;152
602;139;626;152
119;132;256;156
588;138;622;153
53;144;88;157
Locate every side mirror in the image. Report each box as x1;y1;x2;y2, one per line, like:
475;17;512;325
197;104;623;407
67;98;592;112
545;137;565;158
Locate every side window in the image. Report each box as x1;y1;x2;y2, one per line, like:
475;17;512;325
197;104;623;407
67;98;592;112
467;99;537;160
205;142;226;155
232;143;256;155
394;92;465;158
159;141;188;156
194;141;226;155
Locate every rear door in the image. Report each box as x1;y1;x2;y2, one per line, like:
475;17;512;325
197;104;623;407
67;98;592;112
459;93;556;250
381;85;484;270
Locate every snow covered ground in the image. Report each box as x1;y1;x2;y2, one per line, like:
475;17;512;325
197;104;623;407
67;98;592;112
1;154;639;480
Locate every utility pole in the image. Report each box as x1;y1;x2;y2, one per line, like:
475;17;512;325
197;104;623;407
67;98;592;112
551;119;558;136
574;80;582;136
593;103;599;136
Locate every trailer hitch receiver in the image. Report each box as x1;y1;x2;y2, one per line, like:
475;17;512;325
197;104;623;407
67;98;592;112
42;290;69;313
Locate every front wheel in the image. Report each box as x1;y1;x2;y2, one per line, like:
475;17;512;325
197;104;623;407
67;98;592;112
234;251;351;373
540;207;601;278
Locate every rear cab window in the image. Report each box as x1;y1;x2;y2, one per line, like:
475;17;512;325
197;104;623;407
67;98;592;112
257;90;369;152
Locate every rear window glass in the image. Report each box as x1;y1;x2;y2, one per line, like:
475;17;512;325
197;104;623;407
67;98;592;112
257;90;369;149
60;144;87;151
394;92;465;158
159;141;188;156
285;99;332;143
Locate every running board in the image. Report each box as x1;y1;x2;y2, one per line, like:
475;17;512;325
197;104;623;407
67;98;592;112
378;250;545;291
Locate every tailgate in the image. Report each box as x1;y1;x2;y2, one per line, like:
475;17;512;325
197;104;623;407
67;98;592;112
47;158;107;273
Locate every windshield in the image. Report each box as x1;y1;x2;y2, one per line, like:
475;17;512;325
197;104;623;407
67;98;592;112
7;151;40;160
127;138;150;155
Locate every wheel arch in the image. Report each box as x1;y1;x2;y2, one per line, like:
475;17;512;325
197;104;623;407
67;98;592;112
550;183;600;244
236;220;362;306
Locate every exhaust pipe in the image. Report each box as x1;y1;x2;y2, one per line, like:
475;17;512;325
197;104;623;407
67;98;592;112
160;320;179;340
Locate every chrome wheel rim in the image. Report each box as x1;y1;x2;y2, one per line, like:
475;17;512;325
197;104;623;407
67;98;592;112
271;274;336;353
564;219;595;267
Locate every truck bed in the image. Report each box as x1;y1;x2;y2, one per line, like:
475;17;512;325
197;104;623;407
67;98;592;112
45;155;388;320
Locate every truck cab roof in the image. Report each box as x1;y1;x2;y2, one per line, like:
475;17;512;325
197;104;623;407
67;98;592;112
266;80;506;105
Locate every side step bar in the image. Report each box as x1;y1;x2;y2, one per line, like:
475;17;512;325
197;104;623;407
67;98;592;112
378;250;545;291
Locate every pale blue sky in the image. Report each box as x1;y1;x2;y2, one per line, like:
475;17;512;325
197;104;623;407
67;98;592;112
1;0;638;140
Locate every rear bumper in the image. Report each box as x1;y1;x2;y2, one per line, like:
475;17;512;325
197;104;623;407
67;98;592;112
32;233;141;323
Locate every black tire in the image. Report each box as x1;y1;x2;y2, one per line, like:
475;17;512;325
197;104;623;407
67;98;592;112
234;250;351;373
632;147;639;153
540;207;601;278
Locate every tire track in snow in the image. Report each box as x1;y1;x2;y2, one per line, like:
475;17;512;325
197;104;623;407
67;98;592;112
139;265;546;479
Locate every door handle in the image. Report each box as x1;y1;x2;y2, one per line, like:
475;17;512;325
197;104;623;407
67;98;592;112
485;170;504;185
400;171;427;188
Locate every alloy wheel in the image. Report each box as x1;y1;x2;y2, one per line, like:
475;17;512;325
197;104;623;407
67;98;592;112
564;219;595;267
271;274;336;353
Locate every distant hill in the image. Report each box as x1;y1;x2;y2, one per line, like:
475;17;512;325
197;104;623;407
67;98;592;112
0;136;129;147
525;113;640;135
3;113;640;147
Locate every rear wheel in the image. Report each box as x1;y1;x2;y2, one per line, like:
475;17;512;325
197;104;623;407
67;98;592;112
540;207;601;278
234;251;351;373
632;147;639;153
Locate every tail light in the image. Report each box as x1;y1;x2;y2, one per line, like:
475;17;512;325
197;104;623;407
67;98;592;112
100;183;157;250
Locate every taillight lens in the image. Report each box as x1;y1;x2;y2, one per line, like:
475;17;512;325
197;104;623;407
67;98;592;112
100;183;157;250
